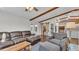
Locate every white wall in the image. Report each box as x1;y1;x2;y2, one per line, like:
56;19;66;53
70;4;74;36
31;20;41;35
0;11;31;32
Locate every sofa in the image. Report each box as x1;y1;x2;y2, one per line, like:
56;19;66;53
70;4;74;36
32;33;68;51
48;33;68;51
32;41;60;51
26;35;40;45
10;31;26;44
0;31;40;50
0;32;14;49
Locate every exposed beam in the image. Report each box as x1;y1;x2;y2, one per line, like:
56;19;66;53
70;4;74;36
39;9;79;23
30;7;59;21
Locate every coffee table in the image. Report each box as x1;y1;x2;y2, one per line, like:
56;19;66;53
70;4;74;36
1;41;31;51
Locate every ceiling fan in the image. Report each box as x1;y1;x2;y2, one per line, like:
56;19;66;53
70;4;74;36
25;7;38;11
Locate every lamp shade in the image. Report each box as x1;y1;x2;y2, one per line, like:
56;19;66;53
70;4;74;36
1;33;6;42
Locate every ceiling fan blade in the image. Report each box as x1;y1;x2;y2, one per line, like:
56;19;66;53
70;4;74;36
34;7;38;11
25;8;28;11
25;7;38;11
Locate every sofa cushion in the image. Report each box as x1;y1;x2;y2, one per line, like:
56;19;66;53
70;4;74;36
48;39;60;46
53;33;67;40
45;35;54;40
0;41;14;49
32;41;60;51
12;38;26;44
48;38;68;51
26;35;40;42
39;41;60;51
22;31;31;37
10;31;23;40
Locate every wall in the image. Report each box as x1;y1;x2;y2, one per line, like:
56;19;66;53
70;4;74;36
0;11;31;32
31;20;41;35
31;10;79;36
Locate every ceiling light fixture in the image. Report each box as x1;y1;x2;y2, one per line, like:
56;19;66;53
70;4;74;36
26;7;34;11
25;7;38;11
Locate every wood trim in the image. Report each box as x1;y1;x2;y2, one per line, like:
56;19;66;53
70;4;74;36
39;9;79;23
30;7;58;21
60;17;68;20
70;16;79;17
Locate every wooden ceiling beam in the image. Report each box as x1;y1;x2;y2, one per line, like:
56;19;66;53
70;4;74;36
39;9;79;23
30;7;58;21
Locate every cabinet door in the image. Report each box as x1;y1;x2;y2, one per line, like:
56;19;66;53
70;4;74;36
71;31;78;38
77;31;79;39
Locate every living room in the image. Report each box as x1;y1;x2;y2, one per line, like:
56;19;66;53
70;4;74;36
0;7;78;51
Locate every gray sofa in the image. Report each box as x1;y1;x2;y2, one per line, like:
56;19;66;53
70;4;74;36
22;31;40;45
10;31;26;44
48;33;68;51
32;41;60;51
48;38;68;51
26;35;40;45
0;31;40;50
32;33;68;51
0;41;14;49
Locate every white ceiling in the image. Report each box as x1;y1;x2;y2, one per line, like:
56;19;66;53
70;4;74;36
0;7;52;19
0;7;79;22
32;7;79;22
